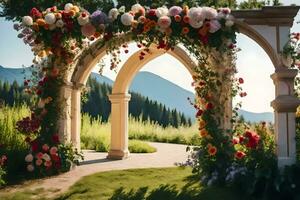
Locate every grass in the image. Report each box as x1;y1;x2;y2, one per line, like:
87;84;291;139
0;167;244;200
81;113;199;153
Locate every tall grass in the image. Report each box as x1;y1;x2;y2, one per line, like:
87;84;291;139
0;105;30;182
80;113;199;153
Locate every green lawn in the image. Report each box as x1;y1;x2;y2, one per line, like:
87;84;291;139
0;167;245;200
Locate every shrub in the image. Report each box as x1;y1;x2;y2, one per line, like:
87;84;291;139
128;140;156;153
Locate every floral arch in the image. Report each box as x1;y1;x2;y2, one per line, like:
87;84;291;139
15;3;300;185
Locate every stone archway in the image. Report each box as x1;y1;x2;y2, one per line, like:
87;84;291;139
59;7;300;166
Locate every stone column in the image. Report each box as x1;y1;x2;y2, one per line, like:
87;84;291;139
58;83;73;143
271;68;300;167
70;84;84;150
107;93;131;159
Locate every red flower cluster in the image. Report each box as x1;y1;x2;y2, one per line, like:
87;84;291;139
16;114;40;134
30;8;42;18
244;131;260;149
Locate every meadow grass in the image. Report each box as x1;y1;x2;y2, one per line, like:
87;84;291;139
0;167;243;200
80;113;199;153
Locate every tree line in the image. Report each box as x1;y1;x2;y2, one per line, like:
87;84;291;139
0;79;192;128
82;78;192;128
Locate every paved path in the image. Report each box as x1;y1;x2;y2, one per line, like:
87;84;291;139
1;142;189;198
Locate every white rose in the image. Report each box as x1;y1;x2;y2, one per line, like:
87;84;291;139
56;19;64;28
225;20;234;27
188;7;204;28
77;15;89;26
64;3;74;11
157;16;171;29
189;19;203;29
45;13;56;25
27;164;35;172
42;153;51;161
202;7;218;20
22;16;33;26
25;154;34;162
121;13;134;26
131;4;143;14
155;7;169;18
108;8;119;20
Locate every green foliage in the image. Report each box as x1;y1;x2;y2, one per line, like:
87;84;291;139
128;140;157;153
0;80;33;106
0;167;6;186
83;77;192;127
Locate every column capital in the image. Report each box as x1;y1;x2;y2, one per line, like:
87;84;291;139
271;68;298;82
109;93;131;103
271;95;300;112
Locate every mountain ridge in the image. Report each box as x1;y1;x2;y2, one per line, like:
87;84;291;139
0;66;274;123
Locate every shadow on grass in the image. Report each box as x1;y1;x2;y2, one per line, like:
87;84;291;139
108;184;246;200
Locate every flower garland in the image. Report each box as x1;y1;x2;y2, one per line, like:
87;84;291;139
15;3;239;179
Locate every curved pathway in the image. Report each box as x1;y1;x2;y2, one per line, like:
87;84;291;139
1;142;189;198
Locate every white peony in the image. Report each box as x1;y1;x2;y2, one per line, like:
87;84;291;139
56;19;64;28
157;16;172;29
202;7;218;20
131;4;144;14
77;15;89;26
121;13;134;26
155;7;169;18
108;8;119;20
64;3;74;11
27;164;35;172
188;7;204;29
225;20;234;27
45;13;56;25
25;154;34;162
22;16;33;26
209;20;221;33
42;153;51;161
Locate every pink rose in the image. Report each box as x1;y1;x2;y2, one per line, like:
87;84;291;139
36;152;43;159
50;147;58;155
168;6;182;16
42;144;49;152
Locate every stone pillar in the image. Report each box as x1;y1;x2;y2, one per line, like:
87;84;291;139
58;83;73;143
107;93;131;159
70;84;83;150
271;68;300;167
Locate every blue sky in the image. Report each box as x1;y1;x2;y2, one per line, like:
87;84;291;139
0;1;299;113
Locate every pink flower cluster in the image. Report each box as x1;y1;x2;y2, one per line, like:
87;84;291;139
25;144;61;172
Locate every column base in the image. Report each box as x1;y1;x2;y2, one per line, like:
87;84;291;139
107;149;130;160
278;157;296;168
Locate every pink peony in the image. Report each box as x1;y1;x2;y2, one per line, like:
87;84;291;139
36;152;43;159
81;23;96;37
50;146;58;155
42;144;49;152
36;159;43;166
157;16;172;29
202;7;218;20
168;6;182;16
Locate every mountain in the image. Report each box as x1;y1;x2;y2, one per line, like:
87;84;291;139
0;65;274;123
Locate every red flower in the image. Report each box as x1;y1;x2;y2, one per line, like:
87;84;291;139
30;8;42;18
235;151;246;159
52;134;60;144
199;35;209;45
51;154;60;162
148;9;156;17
196;109;203;117
206;103;213;110
36;89;42;96
238;78;244;84
244;131;260;149
232;137;239;145
239;92;247;97
30;139;39;152
239;135;244;143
